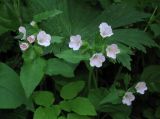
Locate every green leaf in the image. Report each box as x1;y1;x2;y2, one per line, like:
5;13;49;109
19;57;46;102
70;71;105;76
110;29;158;53
33;106;60;119
116;44;133;70
58;116;66;119
69;97;97;116
33;91;54;107
100;87;121;105
22;47;37;62
46;58;76;77
111;112;130;119
52;36;64;44
99;104;131;118
88;88;109;109
140;65;160;92
67;113;90;119
28;0;150;39
107;29;158;70
0;62;26;108
20;58;46;97
101;4;150;28
122;74;131;89
33;10;62;23
150;24;160;37
60;81;85;99
60;100;72;112
0;25;9;35
56;50;90;64
0;2;19;32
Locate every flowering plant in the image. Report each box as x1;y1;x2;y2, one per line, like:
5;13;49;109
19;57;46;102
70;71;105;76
0;0;160;119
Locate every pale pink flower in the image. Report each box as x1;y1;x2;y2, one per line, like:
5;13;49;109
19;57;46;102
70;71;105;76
27;35;35;44
135;82;147;94
106;44;120;59
99;22;113;38
37;31;51;47
30;21;36;27
19;42;29;51
69;35;82;51
90;53;105;68
18;26;26;39
122;92;135;106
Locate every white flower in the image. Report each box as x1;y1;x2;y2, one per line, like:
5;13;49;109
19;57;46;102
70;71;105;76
99;22;113;38
69;35;82;51
106;44;120;59
19;42;29;51
37;31;51;47
30;21;36;26
19;26;26;39
135;82;147;94
27;35;35;43
89;53;105;68
122;92;135;106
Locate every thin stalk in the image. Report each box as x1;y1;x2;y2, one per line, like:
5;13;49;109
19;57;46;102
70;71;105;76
144;6;158;32
114;66;123;84
88;68;93;91
93;69;98;89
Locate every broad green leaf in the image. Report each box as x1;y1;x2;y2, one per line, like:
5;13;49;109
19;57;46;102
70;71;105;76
0;62;26;108
0;25;9;35
116;44;133;70
100;87;121;105
20;58;46;97
60;81;85;99
46;58;76;77
22;47;37;62
56;50;90;64
88;88;109;109
52;36;64;44
101;4;150;28
150;24;160;37
58;116;66;119
69;97;97;116
28;0;150;38
109;29;158;53
60;100;71;112
140;65;160;92
67;113;90;119
99;104;131;118
107;29;158;70
33;106;60;119
111;112;130;119
33;91;54;107
33;10;62;23
0;2;19;32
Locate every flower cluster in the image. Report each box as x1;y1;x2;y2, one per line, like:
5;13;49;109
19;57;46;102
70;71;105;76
18;21;51;51
122;81;148;106
68;22;120;68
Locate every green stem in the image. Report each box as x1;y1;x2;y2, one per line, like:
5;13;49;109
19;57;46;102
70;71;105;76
88;68;93;91
144;6;158;32
114;66;123;84
93;69;98;89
